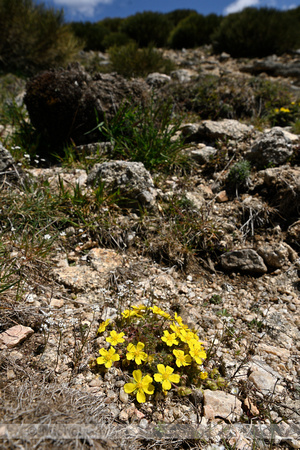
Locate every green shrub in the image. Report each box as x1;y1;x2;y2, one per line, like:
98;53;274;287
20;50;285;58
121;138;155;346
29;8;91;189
226;160;251;195
120;11;172;47
168;13;221;49
165;9;198;26
102;32;132;50
70;21;108;51
108;42;175;78
212;7;300;57
0;0;82;75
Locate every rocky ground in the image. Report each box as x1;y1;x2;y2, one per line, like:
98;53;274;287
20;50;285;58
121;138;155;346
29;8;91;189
0;48;299;449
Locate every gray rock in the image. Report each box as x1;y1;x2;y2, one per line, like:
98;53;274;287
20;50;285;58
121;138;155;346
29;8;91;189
190;146;217;164
257;242;298;269
286;220;300;247
248;365;281;395
246;128;293;169
87;161;157;208
0;144;15;172
241;58;300;79
220;249;268;274
183;119;252;143
203;390;242;421
0;144;27;186
257;166;300;218
170;69;197;83
146;72;171;88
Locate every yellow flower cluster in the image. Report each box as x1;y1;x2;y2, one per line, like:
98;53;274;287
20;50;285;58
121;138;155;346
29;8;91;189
96;304;208;403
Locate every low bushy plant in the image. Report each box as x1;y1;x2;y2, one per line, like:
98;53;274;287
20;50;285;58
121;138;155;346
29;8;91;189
268;101;300;127
108;42;175;78
92;305;225;403
226;160;251;196
0;0;82;75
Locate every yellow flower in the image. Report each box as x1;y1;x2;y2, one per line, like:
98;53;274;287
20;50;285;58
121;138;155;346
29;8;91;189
122;309;141;319
173;349;192;367
131;304;147;314
170;323;181;336
124;369;154;403
97;319;110;334
189;342;207;364
150;306;171;319
200;371;208;380
179;329;197;345
126;342;148;365
174;313;189;329
97;347;120;368
280;107;290;113
106;330;125;346
161;330;179;347
154;364;180;391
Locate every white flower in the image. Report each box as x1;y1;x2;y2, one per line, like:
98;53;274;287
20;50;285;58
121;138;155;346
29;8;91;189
43;234;51;240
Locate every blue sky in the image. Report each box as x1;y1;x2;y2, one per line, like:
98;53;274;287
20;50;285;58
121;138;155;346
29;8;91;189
35;0;299;22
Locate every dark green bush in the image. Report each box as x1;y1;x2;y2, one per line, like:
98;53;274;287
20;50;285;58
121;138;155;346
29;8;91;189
109;42;175;78
70;21;108;51
0;0;82;75
165;9;198;26
168;13;221;49
120;11;172;47
212;7;300;57
102;32;132;50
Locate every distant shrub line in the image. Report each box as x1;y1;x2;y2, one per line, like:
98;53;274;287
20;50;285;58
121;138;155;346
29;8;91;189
71;7;300;57
1;1;300;75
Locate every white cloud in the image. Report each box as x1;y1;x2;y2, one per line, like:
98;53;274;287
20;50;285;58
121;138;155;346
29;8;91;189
282;3;297;9
224;0;260;14
53;0;113;18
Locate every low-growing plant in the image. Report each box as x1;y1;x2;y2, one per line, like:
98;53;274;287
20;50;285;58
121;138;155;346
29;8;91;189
95;99;188;172
226;159;251;196
108;42;175;78
91;304;226;403
268;101;300;127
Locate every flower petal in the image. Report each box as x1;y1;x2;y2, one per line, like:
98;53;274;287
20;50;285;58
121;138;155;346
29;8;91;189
136;389;146;403
157;364;165;374
133;370;142;383
154;373;163;383
162;379;171;390
144;383;155;395
124;383;136;394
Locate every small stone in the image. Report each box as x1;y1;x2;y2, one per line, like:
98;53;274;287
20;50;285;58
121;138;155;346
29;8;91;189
119;409;129;421
89;378;102;387
7;369;16;380
50;298;64;308
216;190;229;203
203;390;242;421
248;366;281;394
119;388;129;404
139;418;148;429
0;325;34;349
